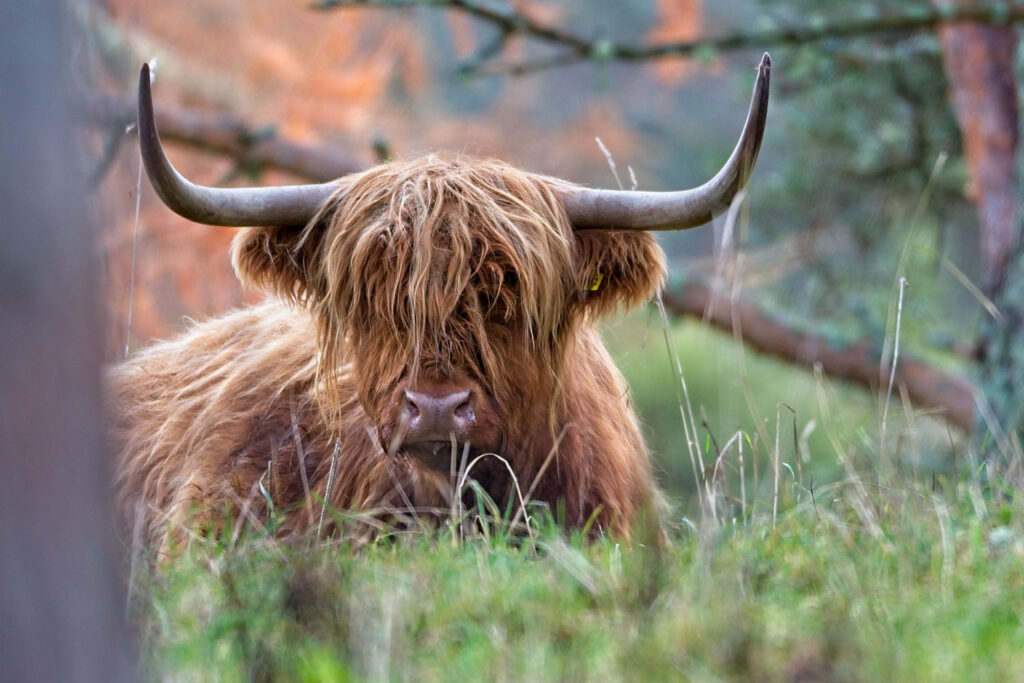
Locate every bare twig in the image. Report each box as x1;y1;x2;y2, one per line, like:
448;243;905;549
654;291;708;516
290;407;316;527
317;440;343;540
882;277;909;429
314;0;591;51
124;150;143;358
315;0;1024;75
773;404;782;527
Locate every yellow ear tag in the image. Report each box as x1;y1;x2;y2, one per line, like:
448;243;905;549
588;271;604;292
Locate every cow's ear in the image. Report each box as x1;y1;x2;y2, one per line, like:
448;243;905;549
571;230;666;317
231;224;327;303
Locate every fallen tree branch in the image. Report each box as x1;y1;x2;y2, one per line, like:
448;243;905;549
313;0;1024;75
662;284;976;431
80;93;366;183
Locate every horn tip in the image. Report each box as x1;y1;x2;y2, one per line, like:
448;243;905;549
139;63;153;99
760;52;771;69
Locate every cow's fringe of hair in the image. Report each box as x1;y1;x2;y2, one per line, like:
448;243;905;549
315;157;575;429
232;156;664;431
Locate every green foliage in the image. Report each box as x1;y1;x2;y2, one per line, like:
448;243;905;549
755;0;966;222
742;0;978;348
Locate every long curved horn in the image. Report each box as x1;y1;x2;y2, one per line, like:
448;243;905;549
561;52;771;231
137;63;337;227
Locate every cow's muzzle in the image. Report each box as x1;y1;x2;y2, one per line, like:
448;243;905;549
396;386;477;470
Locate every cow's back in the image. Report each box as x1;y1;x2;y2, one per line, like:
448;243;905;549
108;302;324;546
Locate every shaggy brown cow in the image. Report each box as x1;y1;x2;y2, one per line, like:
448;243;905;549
111;55;770;548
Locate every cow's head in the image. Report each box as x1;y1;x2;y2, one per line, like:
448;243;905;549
135;55;770;469
229;156;670;465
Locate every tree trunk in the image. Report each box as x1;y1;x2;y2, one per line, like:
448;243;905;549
0;6;136;682
933;2;1021;457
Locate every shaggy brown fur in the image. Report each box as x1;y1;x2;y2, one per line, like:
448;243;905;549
110;155;666;548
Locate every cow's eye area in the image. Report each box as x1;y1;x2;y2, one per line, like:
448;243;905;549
479;269;518;321
472;347;488;374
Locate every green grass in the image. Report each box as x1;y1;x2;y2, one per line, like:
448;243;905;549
607;314;870;495
607;313;964;501
138;475;1024;682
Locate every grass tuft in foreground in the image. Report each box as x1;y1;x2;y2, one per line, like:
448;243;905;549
135;465;1024;682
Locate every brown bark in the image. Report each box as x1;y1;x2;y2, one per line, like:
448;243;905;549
662;285;976;431
933;1;1019;295
932;1;1022;455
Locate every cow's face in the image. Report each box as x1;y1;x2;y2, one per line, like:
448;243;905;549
233;157;664;467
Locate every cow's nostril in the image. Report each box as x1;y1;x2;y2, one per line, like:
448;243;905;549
452;390;474;423
401;387;475;442
401;390;421;422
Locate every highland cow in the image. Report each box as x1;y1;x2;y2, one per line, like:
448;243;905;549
110;55;770;548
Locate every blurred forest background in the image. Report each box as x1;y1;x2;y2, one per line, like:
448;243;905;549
78;0;1023;501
